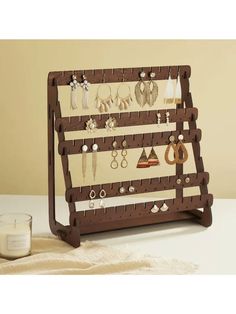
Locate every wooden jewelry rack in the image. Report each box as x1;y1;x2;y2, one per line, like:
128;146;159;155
48;65;213;247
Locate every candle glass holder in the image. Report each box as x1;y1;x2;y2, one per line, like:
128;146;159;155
0;213;32;260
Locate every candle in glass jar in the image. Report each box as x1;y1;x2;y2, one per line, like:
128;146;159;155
0;213;32;259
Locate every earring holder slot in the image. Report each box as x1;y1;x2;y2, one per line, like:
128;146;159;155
48;65;213;248
55;108;198;132
65;171;209;203
71;194;213;234
58;129;201;155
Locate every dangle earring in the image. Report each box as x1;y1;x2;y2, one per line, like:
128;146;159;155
135;71;148;107
174;71;182;105
175;134;188;164
69;75;79;110
148;148;160;167
110;140;118;169
156;112;161;127
115;73;132;110
121;139;128;168
80;74;90;109
99;189;106;208
164;70;174;105
95;73;113;112
81;143;88;181
165;135;177;165
92;143;98;180
151;202;159;214
136;148;150;168
89;190;96;209
146;71;158;106
165;111;170;126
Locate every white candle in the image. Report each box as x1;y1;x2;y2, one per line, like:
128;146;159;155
0;213;32;259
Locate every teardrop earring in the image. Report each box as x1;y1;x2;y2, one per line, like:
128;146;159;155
174;71;182;105
135;71;148;107
175;134;188;164
99;189;106;208
164;70;174;105
89;190;96;209
165;135;178;165
146;71;158;106
136;148;150;168
69;75;79;110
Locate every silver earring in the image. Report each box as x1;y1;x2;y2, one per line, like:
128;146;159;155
80;74;90;109
92;143;98;180
166;111;170;126
69;75;79;110
105;116;118;131
151;203;159;213
160;202;169;212
119;186;126;194
99;189;106;208
156;112;161;127
81;144;88;181
135;71;148;107
89;190;96;208
86;118;97;132
185;177;190;183
128;185;135;193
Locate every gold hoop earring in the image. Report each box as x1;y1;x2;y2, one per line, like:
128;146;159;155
115;83;132;110
135;71;148;107
95;83;113;113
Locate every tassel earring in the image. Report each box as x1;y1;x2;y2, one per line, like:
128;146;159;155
69;75;79;110
80;74;90;109
164;71;174;105
92;143;98;180
136;148;150;168
174;72;182;104
81;143;88;180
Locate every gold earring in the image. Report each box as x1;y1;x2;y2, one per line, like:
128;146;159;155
174;72;182;104
110;140;118;169
175;134;188;164
121;140;128;168
164;71;174;105
135;71;148;107
115;83;132;110
146;72;158;106
105;116;118;131
95;83;113;113
86;117;97;133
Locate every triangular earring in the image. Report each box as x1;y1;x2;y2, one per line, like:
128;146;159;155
147;147;160;166
136;148;150;168
164;73;174;104
174;73;182;104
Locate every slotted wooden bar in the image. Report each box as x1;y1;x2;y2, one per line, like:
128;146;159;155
48;65;213;248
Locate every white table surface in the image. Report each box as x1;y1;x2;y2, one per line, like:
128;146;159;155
0;195;235;274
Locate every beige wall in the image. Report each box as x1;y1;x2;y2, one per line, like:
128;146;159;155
0;40;235;198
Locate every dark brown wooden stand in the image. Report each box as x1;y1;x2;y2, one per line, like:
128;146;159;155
48;65;213;247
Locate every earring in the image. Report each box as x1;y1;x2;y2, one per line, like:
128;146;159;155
160;202;169;212
165;135;177;165
119;186;126;194
89;190;96;209
164;72;174;105
80;74;89;109
121;140;128;168
136;148;150;168
175;134;188;164
148;147;160;166
81;144;88;180
146;72;158;106
86;118;97;132
99;189;106;208
174;72;182;105
135;71;148;107
105;116;118;131
166;111;170;126
128;185;135;193
156;112;161;127
185;177;190;184
151;203;159;213
69;75;79;110
92;143;98;180
95;84;113;113
110;140;118;169
115;83;133;110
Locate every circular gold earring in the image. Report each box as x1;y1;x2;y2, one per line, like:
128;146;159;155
95;84;113;113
